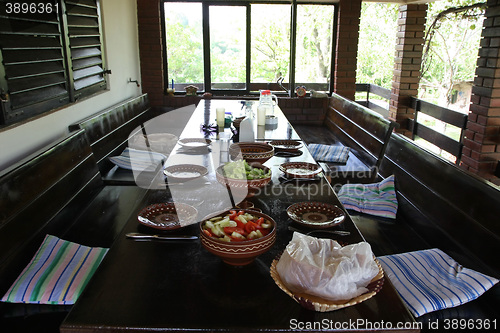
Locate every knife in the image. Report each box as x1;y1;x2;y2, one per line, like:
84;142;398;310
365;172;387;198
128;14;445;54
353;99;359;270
126;232;198;241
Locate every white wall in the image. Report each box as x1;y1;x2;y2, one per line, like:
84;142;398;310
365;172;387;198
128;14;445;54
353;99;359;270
0;0;142;172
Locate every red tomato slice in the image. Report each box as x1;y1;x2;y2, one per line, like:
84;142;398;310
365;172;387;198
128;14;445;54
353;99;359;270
203;229;214;237
254;217;264;226
235;219;245;229
224;227;245;235
245;221;257;234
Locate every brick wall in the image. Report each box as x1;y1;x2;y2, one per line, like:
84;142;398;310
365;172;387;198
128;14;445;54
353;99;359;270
389;4;427;137
461;0;500;184
137;0;164;107
333;0;361;101
279;98;329;125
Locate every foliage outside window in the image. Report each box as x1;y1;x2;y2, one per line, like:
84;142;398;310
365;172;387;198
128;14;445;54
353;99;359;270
163;1;336;95
0;0;108;126
356;2;398;91
420;0;484;111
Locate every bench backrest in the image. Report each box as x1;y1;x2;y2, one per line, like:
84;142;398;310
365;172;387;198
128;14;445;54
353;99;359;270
69;94;151;176
0;130;102;293
379;133;500;276
325;93;397;170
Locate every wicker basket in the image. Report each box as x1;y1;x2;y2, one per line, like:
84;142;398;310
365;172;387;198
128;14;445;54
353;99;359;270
270;256;384;312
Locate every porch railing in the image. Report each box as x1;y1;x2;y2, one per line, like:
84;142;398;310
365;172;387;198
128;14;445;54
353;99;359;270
355;83;468;165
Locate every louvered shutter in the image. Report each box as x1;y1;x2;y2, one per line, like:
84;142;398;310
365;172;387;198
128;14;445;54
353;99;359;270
0;0;107;126
64;0;107;99
0;1;70;124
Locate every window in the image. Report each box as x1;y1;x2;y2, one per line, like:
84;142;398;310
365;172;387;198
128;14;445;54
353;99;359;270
209;5;246;91
0;0;108;126
162;1;336;96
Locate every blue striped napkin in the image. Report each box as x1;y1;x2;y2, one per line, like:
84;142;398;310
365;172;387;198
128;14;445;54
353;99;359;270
379;249;499;317
109;148;166;172
337;175;398;219
308;143;350;163
1;235;108;305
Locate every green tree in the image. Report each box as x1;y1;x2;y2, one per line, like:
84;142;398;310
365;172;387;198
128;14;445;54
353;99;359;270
251;5;291;82
420;0;485;107
165;6;204;84
356;3;399;89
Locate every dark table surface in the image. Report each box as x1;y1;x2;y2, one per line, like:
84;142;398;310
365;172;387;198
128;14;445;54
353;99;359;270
60;100;418;332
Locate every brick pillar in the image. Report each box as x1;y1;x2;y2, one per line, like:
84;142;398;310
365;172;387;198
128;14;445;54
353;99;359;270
137;0;164;107
461;0;500;184
389;4;427;137
333;0;361;101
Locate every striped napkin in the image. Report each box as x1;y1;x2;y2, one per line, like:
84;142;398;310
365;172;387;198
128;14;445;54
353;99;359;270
337;175;398;219
109;148;166;172
1;235;108;305
379;249;499;317
308;143;350;163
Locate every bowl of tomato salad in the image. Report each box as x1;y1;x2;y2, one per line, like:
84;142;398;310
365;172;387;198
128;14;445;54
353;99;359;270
200;209;277;266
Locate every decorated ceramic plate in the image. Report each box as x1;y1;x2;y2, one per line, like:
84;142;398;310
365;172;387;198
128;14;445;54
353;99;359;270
137;202;198;230
286;202;345;228
270;254;384;312
163;164;208;182
279;162;322;179
178;138;212;148
268;140;303;151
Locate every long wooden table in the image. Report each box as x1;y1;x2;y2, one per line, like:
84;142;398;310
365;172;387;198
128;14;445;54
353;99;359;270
60;100;418;332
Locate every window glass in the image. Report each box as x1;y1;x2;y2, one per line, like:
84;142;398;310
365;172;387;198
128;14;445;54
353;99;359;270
296;5;334;90
209;5;246;90
164;2;204;91
250;4;291;86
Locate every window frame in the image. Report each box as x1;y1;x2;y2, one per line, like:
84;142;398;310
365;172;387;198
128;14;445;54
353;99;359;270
0;0;109;127
161;0;337;97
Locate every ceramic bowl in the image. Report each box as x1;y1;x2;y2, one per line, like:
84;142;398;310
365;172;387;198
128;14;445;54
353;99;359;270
200;209;277;266
137;202;198;230
229;142;274;164
279;162;322;179
286;201;345;229
216;162;271;197
163;164;208;182
268;140;303;152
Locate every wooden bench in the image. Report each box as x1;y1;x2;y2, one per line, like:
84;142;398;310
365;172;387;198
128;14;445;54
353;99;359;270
294;93;397;185
69;94;155;185
350;133;500;325
0;130;147;332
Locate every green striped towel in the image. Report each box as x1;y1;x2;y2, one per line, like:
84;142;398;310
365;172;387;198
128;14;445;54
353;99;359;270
1;235;108;305
338;175;398;219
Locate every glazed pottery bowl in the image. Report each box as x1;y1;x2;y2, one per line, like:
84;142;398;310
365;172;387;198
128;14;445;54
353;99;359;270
229;142;274;164
137;202;198;230
200;209;277;266
279;162;322;179
216;162;271;197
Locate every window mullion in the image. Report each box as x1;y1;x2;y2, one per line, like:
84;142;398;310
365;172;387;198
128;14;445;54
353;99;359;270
202;3;211;93
289;0;297;98
246;4;251;95
329;4;338;95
